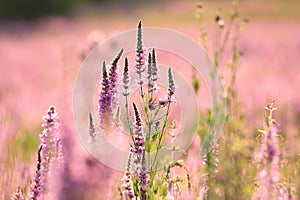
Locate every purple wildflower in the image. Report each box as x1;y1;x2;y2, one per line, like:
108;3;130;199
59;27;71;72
88;112;97;146
157;68;176;107
135;21;147;75
89;112;96;138
147;53;152;89
122;57;131;96
122;172;135;200
252;100;284;200
147;52;155;110
147;49;159;95
98;49;124;123
122;57;134;135
135;21;147;97
28;146;43;200
252;126;281;199
40;106;60;178
108;48;124;108
151;48;159;83
131;103;145;155
98;61;111;122
121;153;135;200
131;103;150;199
168;68;175;99
28;106;61;199
258;126;280;196
138;168;150;200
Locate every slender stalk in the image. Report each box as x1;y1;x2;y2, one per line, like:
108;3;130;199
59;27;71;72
146;105;152;168
152;102;171;169
125;95;133;135
122;57;133;136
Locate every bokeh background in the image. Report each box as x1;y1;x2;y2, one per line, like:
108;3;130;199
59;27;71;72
1;0;300;199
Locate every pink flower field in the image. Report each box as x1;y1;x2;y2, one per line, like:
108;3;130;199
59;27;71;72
1;0;300;199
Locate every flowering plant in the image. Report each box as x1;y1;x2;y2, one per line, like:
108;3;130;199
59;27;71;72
92;21;191;200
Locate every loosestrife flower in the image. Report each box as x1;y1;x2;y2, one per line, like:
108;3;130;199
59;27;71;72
121;153;135;200
98;49;124;123
88;112;97;146
131;103;145;156
147;49;159;100
28;106;61;200
108;48;124;108
252;126;281;200
122;57;133;134
132;103;150;199
122;172;135;200
149;48;159;90
147;53;152;91
122;57;131;97
98;61;111;122
28;146;43;200
40;106;60;185
168;67;175;99
135;21;147;97
158;68;176;107
252;100;286;200
151;49;159;82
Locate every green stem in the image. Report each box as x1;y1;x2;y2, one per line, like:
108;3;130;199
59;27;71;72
125;94;133;136
139;73;144;99
152;101;171;169
145;96;153;169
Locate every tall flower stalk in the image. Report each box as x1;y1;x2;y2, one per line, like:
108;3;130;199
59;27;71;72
98;49;124;124
27;106;62;200
121;153;135;200
88;112;97;147
132;103;150;200
135;21;147;98
122;57;133;135
120;103;150;200
98;61;110;123
194;1;253;199
109;48;124;109
251;99;288;200
147;48;159;105
39;106;60;192
113;21;183;199
152;68;176;168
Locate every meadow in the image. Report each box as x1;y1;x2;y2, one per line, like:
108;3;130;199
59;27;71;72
0;0;300;199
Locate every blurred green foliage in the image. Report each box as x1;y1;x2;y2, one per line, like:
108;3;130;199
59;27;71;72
13;130;39;162
0;0;80;19
0;0;162;20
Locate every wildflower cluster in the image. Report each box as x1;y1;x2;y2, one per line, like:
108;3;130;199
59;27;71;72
91;21;183;199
